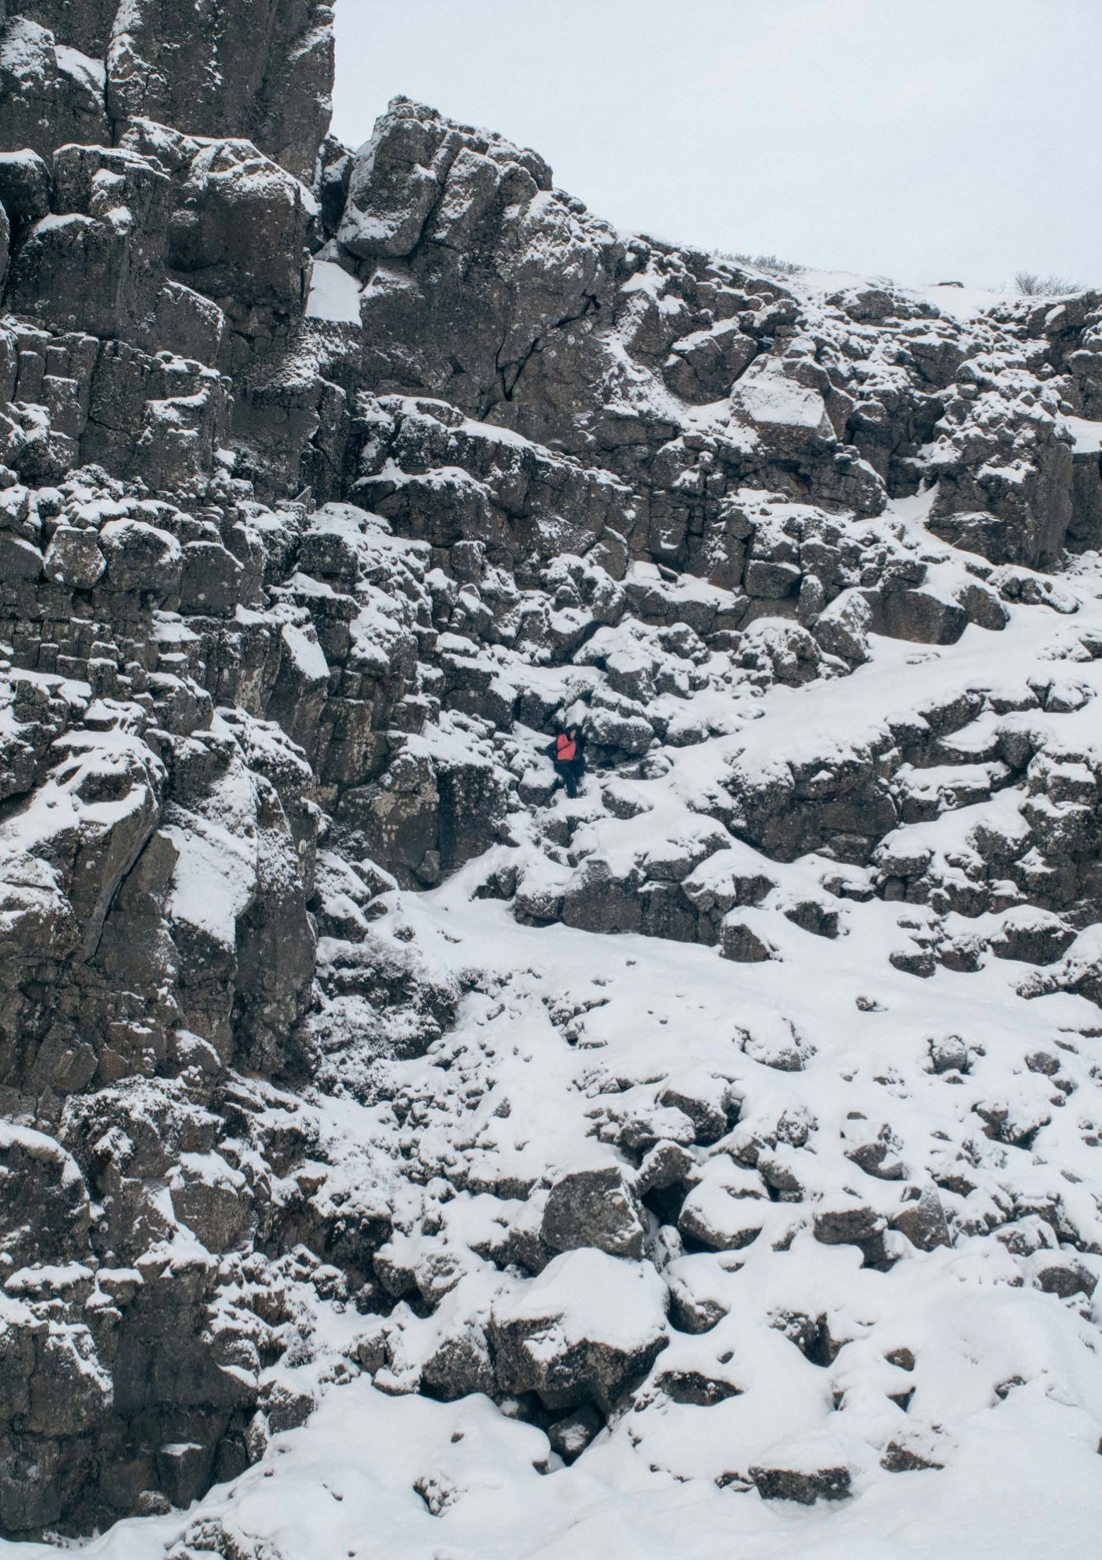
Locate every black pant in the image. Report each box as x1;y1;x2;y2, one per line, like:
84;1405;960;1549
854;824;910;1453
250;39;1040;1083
553;759;583;798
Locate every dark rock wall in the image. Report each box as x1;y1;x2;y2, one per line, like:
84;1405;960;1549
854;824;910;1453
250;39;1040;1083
3;0;333;180
0;0;347;1534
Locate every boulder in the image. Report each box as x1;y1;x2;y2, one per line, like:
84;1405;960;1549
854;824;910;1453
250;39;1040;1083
655;1368;741;1406
178;540;244;616
890;1188;951;1251
814;587;872;663
547;1403;604;1463
560;858;644;935
586;704;654;755
731;357;835;448
990;906;1076;965
678;1163;766;1252
750;1461;852;1505
813;1201;887;1257
956;578;1010;631
42;525;105;588
868;586;967;646
489;1249;669;1411
541;1165;646;1260
745;558;801;599
98;518;183;593
0;1123;92;1269
719;913;777;963
168;1152;252;1251
1034;1258;1097;1300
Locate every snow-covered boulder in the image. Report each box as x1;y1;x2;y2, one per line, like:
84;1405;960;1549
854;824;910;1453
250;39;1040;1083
489;1249;669;1410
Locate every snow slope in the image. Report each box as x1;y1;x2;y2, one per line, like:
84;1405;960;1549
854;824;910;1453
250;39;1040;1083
9;532;1102;1560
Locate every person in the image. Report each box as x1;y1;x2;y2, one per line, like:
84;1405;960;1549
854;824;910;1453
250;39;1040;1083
548;722;587;799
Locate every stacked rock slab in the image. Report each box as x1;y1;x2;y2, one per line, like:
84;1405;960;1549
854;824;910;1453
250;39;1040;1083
2;3;1102;1544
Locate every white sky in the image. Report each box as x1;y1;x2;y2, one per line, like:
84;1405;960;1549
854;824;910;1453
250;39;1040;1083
331;0;1102;291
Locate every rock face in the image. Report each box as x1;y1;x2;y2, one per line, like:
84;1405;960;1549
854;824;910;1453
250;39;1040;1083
3;3;1102;1550
2;1;332;181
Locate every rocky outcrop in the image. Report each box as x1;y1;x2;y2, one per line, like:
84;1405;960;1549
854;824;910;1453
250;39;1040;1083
2;5;1102;1549
3;0;332;181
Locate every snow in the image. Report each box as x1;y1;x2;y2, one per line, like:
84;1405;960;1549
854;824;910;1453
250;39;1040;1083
305;259;363;323
27;1361;1101;1560
792;267;1010;323
0;15;51;74
9;577;1102;1557
731;359;830;432
911;283;1008;322
27;212;97;239
494;1248;668;1352
280;621;328;683
4;1262;93;1294
54;43;106;93
0;1121;82;1179
191;518;1102;1555
1061;415;1102;455
164;825;251;944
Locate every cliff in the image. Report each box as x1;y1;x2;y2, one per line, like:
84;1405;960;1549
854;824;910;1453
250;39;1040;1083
2;5;1102;1552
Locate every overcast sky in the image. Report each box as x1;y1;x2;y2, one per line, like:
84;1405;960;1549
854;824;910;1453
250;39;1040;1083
331;0;1101;290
